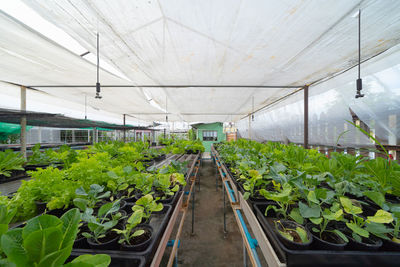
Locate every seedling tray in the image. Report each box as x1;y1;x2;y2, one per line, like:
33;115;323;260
254;203;400;267
0;170;28;184
72;204;172;266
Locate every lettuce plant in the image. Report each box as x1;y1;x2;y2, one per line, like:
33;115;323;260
0;150;25;177
132;194;163;222
0;208;110;266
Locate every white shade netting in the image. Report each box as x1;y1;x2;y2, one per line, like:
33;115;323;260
12;0;400;124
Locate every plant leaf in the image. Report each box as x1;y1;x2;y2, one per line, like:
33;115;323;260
299;202;320;218
367;210;393;224
289;208;304;224
333;229;349;243
1;228;29;266
295;227;309;243
64;254;111;267
346;222;369;238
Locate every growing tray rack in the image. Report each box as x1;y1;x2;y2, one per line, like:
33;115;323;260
211;145;283;267
150;152;201;267
211;145;400;267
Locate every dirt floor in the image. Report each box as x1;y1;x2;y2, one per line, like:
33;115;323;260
161;159;244;267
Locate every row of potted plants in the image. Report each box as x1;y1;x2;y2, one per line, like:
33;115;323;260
0;137;203;182
216;140;400;252
5;141;190;222
0;144;77;181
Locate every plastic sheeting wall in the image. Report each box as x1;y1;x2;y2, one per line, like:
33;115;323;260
238;44;400;147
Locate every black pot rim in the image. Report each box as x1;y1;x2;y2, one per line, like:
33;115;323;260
306;223;347;246
120;224;153;248
87;231;119;246
274;219;313;246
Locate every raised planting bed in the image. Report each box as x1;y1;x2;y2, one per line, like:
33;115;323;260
71;204;173;266
213;140;400;267
254;203;400;267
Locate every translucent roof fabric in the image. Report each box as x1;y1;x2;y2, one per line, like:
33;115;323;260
19;0;400;123
0;11;166;122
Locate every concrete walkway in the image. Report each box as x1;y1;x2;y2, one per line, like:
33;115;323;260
171;160;244;266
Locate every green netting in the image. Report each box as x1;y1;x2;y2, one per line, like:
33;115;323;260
0;122;32;141
81;127;115;131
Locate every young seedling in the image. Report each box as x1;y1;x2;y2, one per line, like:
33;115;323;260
113;209;145;245
73;184;111;211
260;182;298;220
340;197;393;242
132;194;163;222
82;200;122;243
275;220;309;243
309;201;348;242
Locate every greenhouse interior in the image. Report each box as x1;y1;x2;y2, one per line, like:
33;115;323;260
0;0;399;266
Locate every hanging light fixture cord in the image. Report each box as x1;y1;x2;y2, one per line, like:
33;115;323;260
95;32;102;99
355;9;364;98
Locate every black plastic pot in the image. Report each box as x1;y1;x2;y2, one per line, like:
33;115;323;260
87;231;120;250
306;224;347;251
254;203;400;266
24;164;50;171
346;233;383;251
120;225;153;252
156;187;182;207
35;201;47;214
47;207;69;217
71;205;173;266
382;235;400;251
142;159;155;167
274;219;312;250
74;223;90;249
386;194;400;204
153;154;166;162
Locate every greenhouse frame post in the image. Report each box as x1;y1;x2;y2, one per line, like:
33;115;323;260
123;114;126;143
304;85;309;149
93;127;97;144
20;86;27;159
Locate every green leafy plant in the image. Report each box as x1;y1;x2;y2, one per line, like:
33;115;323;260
81;200;122;243
0;149;25;177
159;160;188;175
275;220;309;243
340;197;393;242
309;201;348;242
239;168;270;200
0;208;110;266
73;184;111;211
113;209;145;245
132;194;163;222
259;182;298;221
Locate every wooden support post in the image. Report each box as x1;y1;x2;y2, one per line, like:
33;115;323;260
20;86;27;159
304;85;309;149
